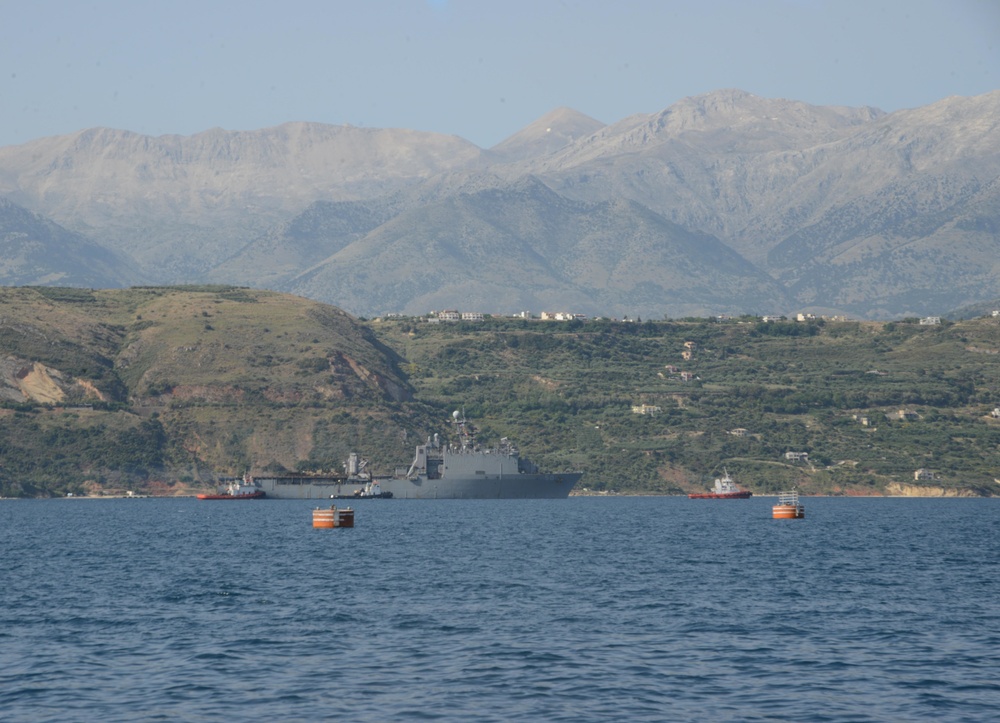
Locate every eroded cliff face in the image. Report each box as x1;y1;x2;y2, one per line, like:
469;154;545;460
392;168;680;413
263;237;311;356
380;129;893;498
0;358;106;404
885;482;983;498
335;352;412;403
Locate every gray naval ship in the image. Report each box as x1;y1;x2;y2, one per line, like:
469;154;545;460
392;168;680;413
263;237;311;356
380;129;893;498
253;411;582;499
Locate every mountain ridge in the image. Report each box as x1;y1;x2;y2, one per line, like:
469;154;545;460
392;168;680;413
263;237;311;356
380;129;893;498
1;89;998;319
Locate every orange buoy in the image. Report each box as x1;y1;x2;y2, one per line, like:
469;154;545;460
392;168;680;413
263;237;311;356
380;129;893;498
313;508;335;528
772;491;805;519
312;506;354;528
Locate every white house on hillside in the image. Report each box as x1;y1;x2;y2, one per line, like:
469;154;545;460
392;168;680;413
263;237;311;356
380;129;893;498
631;404;661;415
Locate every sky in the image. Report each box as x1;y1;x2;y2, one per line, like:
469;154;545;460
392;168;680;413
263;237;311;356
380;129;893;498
1;0;997;149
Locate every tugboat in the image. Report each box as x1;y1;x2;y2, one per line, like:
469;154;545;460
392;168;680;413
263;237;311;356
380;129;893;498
688;469;752;499
330;454;393;499
333;479;394;499
197;473;266;500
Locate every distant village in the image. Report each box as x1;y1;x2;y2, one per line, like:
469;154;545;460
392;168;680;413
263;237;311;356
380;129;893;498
378;309;1000;325
388;309;866;324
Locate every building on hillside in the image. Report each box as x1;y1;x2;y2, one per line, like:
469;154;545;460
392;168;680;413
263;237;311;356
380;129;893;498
679;371;696;382
895;409;920;421
461;312;484;321
784;451;809;462
914;468;937;481
991;407;1000;418
761;315;783;322
631;404;661;415
683;341;697;349
919;316;941;325
664;365;679;374
437;310;461;321
729;428;748;437
796;313;817;321
681;350;693;360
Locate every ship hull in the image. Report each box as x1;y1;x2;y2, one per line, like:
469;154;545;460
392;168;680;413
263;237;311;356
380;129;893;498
379;472;582;499
688;491;752;499
254;476;364;500
196;491;266;500
255;473;581;499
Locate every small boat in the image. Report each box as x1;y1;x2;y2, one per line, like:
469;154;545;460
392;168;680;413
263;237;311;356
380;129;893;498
688;469;752;499
197;473;266;500
772;490;805;518
332;479;393;499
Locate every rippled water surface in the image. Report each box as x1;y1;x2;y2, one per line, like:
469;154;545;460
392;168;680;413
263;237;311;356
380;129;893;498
2;496;999;721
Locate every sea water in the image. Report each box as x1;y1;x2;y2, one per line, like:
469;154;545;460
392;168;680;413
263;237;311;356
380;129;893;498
1;496;998;721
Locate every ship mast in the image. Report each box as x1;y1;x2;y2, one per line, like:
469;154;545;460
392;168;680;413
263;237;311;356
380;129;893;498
452;408;478;452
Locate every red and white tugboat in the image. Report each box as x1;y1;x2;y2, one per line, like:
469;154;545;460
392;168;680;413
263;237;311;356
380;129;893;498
688;469;753;499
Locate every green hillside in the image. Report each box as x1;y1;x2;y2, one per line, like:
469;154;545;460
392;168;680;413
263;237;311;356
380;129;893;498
1;286;998;497
370;315;1000;497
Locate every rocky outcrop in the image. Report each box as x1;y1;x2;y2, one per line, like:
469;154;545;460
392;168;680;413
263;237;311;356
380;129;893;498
885;482;985;497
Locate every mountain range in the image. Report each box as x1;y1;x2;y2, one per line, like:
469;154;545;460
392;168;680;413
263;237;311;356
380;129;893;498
1;89;998;319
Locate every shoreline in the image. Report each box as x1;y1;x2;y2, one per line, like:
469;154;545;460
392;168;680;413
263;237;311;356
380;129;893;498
3;491;995;500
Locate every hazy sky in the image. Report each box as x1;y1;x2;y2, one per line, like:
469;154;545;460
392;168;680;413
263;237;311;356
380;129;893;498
2;0;997;149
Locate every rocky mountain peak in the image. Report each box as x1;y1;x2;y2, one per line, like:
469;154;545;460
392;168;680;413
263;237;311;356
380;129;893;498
489;107;606;162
